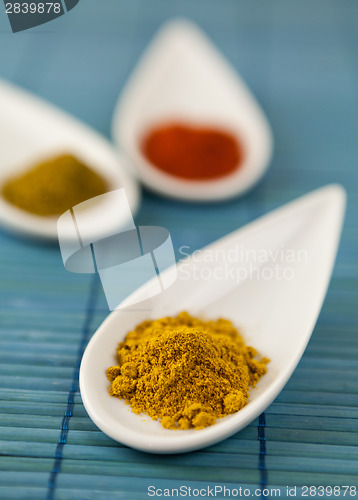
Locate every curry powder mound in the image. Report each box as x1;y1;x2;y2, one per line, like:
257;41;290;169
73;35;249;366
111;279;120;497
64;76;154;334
107;312;269;430
1;153;108;216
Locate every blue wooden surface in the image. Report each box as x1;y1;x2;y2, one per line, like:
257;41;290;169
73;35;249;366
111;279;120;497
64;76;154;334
0;1;358;498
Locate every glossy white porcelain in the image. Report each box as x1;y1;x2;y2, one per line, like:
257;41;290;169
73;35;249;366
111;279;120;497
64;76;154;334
112;19;273;202
80;185;346;453
0;79;140;241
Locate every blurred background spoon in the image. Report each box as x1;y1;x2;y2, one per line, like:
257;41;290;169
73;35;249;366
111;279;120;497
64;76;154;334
112;19;273;202
0;79;140;241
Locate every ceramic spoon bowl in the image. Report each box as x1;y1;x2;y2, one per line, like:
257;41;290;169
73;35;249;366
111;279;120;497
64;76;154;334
112;19;273;202
80;185;346;454
0;79;140;241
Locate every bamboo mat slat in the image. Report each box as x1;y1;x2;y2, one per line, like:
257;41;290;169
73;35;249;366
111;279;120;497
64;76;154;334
1;0;358;498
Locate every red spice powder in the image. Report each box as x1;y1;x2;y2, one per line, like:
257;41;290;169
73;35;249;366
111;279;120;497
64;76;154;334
141;122;244;181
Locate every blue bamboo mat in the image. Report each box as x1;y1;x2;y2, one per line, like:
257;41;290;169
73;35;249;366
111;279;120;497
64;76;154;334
0;1;358;499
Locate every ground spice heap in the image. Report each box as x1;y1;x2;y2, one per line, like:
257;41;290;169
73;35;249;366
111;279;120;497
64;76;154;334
2;153;108;216
142;122;244;180
107;312;269;430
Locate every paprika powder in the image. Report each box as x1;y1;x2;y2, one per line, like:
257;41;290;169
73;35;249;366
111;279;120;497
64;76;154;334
142;122;244;181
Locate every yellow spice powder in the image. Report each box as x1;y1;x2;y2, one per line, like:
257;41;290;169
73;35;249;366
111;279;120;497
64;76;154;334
1;153;108;216
107;312;269;430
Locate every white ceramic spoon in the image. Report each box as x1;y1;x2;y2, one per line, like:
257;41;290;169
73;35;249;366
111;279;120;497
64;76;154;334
112;19;273;202
0;79;140;241
80;185;346;454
